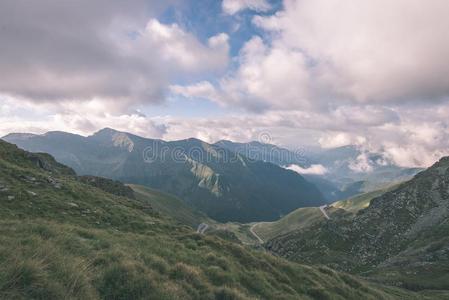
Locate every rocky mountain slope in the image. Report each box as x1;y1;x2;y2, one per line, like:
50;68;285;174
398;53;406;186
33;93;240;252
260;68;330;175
265;157;449;291
0;139;426;299
3;129;325;222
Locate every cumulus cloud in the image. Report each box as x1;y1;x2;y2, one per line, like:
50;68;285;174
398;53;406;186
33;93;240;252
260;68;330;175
172;37;313;111
0;0;229;110
285;164;328;175
177;0;449;111
222;0;272;15
253;0;449;104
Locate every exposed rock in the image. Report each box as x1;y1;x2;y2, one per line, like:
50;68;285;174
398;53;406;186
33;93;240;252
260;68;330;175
27;191;37;196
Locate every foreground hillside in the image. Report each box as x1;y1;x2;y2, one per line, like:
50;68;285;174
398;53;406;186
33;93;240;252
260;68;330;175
129;184;214;228
0;140;422;299
266;157;449;292
3;129;325;222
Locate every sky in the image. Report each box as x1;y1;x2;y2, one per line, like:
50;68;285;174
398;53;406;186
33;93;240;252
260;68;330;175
1;0;449;168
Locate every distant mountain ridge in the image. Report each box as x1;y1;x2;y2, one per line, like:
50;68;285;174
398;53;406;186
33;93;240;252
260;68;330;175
216;140;422;201
3;128;325;222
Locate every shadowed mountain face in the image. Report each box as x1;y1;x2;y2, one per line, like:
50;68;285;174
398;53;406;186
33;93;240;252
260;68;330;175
216;140;422;202
3;129;325;222
265;157;449;290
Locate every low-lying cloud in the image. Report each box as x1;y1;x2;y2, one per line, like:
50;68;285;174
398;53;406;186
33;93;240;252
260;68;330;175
285;164;328;175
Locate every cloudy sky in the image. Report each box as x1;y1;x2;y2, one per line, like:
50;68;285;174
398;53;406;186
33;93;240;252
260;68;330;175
1;0;449;168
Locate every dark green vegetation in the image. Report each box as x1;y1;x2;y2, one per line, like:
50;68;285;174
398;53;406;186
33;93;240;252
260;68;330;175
79;175;136;199
0;140;425;299
266;158;449;293
4;129;325;222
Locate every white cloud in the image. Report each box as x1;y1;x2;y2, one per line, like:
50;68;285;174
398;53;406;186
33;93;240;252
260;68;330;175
253;0;449;104
205;0;449;111
285;164;328;175
348;153;374;173
222;0;271;15
143;20;229;72
170;81;221;102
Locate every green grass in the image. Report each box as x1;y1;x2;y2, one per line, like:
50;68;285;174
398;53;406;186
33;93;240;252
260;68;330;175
129;184;215;228
252;207;326;242
0;141;430;299
251;184;402;243
331;183;401;213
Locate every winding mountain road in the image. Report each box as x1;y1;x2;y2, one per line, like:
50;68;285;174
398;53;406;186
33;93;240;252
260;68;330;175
196;223;209;234
250;223;264;244
319;205;330;220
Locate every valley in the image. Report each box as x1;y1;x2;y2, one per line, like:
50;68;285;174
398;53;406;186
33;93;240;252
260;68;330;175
2;133;449;299
0;139;429;299
4;129;326;223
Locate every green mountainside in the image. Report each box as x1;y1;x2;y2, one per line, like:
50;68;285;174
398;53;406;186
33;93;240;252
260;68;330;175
79;175;136;199
129;184;214;228
265;158;449;291
0;140;425;299
330;184;400;213
3;129;325;222
250;184;397;243
252;208;326;242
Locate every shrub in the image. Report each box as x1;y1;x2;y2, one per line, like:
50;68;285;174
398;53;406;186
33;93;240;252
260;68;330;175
98;262;157;300
214;287;252;300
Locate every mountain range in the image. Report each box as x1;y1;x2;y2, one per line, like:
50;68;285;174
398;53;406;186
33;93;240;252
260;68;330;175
2;139;422;299
214;140;422;201
1;133;449;298
3;128;325;222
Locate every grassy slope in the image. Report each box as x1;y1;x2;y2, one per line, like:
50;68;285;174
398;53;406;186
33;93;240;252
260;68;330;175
252;208;326;242
265;161;449;296
331;184;399;213
0;141;421;299
129;184;214;228
253;184;400;242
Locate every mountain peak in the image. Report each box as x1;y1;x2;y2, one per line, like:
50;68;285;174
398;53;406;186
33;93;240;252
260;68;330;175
91;127;121;137
2;132;37;140
89;128;134;152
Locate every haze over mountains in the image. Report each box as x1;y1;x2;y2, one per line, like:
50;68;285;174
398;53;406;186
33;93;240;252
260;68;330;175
4;128;326;222
213;139;422;201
